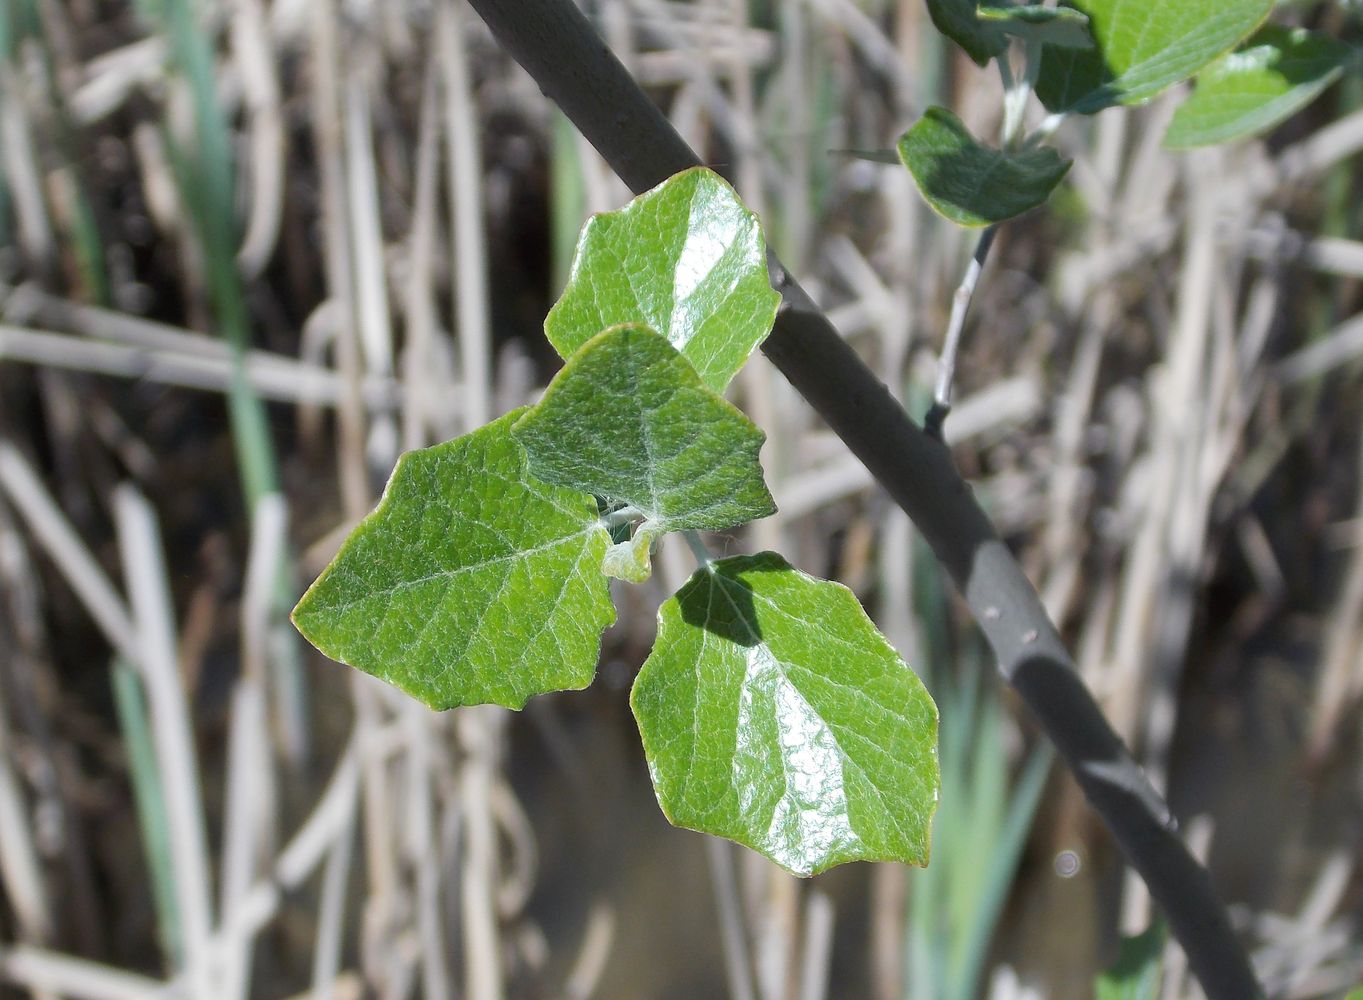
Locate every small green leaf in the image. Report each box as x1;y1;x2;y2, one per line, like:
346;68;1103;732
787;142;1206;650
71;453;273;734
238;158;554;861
1036;0;1273;114
1096;922;1166;1000
977;5;1094;50
1164;27;1354;148
292;410;615;710
512;324;776;544
925;0;1008;67
631;553;939;877
897;107;1072;227
601;524;662;583
546;167;780;392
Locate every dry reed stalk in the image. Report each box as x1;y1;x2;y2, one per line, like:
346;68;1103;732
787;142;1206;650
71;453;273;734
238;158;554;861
113;485;215;999
228;0;285;279
0;945;171;1000
0;444;137;660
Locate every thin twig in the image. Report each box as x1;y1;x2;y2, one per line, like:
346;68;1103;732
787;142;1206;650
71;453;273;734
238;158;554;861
924;226;997;440
461;4;1265;996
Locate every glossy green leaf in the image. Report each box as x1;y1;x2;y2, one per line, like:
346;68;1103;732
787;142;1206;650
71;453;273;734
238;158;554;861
292;410;615;710
1035;0;1273;114
512;324;775;546
977;5;1094;50
897;107;1072;227
1096;922;1166;1000
1164;27;1354;148
926;0;1008;67
631;553;939;877
545;167;780;392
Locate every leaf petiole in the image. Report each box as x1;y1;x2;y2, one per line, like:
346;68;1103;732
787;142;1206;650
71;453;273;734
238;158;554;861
600;504;646;531
682;529;714;570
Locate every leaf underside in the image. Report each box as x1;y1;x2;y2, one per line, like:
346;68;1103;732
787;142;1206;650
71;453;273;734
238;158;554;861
631;553;940;877
292;410;615;710
1035;0;1274;114
1164;27;1353;149
898;107;1072;227
545;166;780;393
977;5;1094;50
513;324;775;548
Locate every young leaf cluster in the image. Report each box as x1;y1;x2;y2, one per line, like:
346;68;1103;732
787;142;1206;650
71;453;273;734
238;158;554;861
292;168;940;877
905;0;1357;227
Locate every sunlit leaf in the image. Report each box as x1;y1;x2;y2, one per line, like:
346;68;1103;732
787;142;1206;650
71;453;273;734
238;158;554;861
632;553;939;877
545;167;780;392
1036;0;1273;114
513;324;775;573
292;411;615;710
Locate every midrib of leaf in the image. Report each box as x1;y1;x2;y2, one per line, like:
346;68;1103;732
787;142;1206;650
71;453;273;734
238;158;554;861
325;524;601;608
631;348;664;519
710;572;886;843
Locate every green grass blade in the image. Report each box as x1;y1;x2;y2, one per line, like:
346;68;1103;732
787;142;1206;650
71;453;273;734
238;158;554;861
112;658;183;966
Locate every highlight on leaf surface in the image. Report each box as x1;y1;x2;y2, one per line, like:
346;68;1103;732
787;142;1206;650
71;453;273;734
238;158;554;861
631;552;940;877
898;107;1072;227
544;167;780;392
291;410;616;711
1035;0;1274;114
1164;27;1355;149
512;324;776;549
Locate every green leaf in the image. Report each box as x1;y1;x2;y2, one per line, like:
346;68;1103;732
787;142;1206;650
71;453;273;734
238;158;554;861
897;107;1072;227
1096;922;1166;1000
977;5;1094;50
926;0;1008;67
631;553;939;877
292;410;615;710
1164;27;1354;148
1035;0;1273;114
545;167;780;392
512;324;776;546
601;524;662;584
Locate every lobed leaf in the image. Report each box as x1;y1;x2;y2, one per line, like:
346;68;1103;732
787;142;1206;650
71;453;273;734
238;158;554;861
512;324;775;547
631;553;939;877
292;410;615;710
897;107;1071;227
1035;0;1273;114
1164;27;1354;148
545;167;780;392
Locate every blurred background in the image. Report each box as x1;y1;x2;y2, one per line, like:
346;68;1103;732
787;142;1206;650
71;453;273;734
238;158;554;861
0;1;1361;997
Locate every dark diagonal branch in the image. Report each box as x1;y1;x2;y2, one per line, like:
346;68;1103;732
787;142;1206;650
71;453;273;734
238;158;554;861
463;2;1265;996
